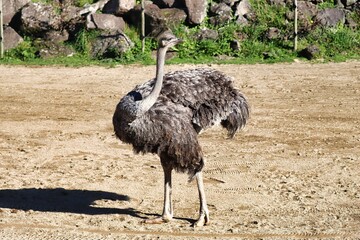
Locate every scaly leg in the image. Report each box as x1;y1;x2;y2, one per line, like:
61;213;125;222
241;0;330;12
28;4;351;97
193;171;209;227
144;165;173;224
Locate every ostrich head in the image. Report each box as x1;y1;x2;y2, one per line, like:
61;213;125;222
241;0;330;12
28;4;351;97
157;31;182;50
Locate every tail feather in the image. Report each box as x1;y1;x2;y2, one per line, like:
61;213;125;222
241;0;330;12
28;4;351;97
192;93;250;137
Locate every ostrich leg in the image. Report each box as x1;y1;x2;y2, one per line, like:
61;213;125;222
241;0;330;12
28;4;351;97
194;171;209;227
144;164;173;223
161;165;173;222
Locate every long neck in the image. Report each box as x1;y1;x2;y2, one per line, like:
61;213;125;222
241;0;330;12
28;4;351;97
138;47;167;113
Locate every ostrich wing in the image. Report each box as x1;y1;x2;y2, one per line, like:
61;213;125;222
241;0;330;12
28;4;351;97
160;68;249;135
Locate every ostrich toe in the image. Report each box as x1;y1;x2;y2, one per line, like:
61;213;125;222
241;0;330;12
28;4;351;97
193;213;209;227
143;215;172;224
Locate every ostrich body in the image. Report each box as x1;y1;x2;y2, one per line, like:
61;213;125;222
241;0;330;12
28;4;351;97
113;33;249;226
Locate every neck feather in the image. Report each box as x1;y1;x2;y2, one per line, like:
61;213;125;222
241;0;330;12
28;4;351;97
138;47;167;113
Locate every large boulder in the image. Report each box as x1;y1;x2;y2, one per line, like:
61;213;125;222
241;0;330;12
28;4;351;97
345;11;358;29
127;3;186;36
265;27;281;40
299;44;320;60
61;4;84;40
20;2;62;36
36;40;76;59
91;30;133;58
209;2;233;26
44;30;70;43
159;8;187;27
235;0;251;17
3;26;24;51
341;0;357;7
184;0;207;25
61;4;82;24
195;28;219;40
103;0;136;15
286;1;318;32
235;0;253;25
222;0;239;7
87;13;126;31
314;8;346;27
2;0;30;25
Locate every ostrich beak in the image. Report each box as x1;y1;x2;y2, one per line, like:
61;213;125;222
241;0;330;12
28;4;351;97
169;38;183;51
171;38;183;45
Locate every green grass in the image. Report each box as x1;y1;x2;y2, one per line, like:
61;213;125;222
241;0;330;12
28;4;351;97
318;0;336;9
74;0;96;7
298;24;360;60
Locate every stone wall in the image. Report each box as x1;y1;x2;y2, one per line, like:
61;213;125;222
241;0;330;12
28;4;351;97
2;0;359;58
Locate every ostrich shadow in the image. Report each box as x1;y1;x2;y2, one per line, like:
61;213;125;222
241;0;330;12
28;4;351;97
0;188;143;218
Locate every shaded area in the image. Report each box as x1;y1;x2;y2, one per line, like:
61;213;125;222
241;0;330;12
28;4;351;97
0;188;141;217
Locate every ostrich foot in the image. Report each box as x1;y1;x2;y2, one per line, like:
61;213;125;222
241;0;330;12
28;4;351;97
193;213;209;227
143;215;172;224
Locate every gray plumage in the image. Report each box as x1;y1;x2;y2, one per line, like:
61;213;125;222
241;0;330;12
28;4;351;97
112;32;249;226
113;68;249;175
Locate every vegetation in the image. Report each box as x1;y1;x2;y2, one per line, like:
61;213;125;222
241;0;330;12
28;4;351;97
74;0;96;7
2;1;359;65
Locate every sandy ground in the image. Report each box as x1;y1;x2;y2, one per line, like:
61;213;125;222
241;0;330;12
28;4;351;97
0;62;359;239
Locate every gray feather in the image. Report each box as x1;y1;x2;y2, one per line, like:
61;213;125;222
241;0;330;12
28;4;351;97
113;68;249;176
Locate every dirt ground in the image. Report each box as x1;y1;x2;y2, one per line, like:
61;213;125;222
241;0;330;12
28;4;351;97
0;62;359;239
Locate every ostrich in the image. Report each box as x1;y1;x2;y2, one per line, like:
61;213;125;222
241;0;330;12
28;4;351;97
113;31;249;226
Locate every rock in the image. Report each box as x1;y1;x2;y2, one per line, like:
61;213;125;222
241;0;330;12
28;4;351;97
159;8;187;27
230;39;241;51
21;2;62;36
35;41;75;59
184;0;208;25
314;8;346;27
126;3;161;35
299;44;320;60
266;27;281;40
341;0;357;7
222;0;239;7
91;30;133;58
103;0;136;15
236;15;249;25
297;1;318;20
44;30;70;43
60;5;84;39
87;13;126;31
3;26;24;51
61;5;82;24
235;0;251;17
345;12;358;29
2;0;30;25
287;1;318;32
209;2;233;26
127;3;186;36
195;28;219;40
335;0;345;8
234;0;254;25
210;2;232;16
